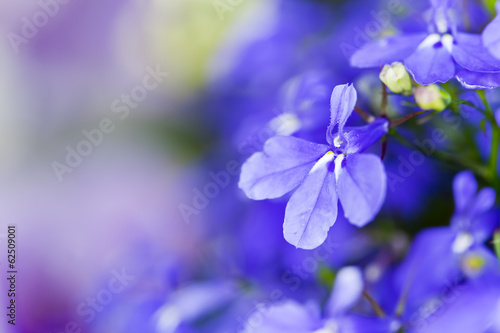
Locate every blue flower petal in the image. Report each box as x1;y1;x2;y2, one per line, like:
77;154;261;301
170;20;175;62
248;301;321;333
393;227;459;311
326;83;357;145
326;266;364;316
451;172;496;235
239;136;330;200
350;34;426;68
284;152;338;249
412;282;500;333
469;187;496;217
344;118;389;155
405;37;456;84
471;209;499;244
453;170;478;215
341;315;401;333
483;10;500;60
452;33;500;72
156;280;239;331
336;153;386;227
456;69;500;89
430;0;454;8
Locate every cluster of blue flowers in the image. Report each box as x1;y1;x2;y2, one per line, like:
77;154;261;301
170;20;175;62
160;0;500;332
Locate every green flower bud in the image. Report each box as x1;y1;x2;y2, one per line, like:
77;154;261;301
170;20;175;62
414;85;451;111
379;62;413;95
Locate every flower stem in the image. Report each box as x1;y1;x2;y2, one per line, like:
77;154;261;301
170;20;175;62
362;290;386;318
493;230;500;262
381;83;388;117
477;90;500;191
490;129;500;190
389;128;489;180
354;106;375;123
391;110;429;128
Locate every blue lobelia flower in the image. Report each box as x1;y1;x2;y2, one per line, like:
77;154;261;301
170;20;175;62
393;170;499;309
350;0;500;89
239;84;388;249
243;266;400;333
483;1;500;60
449;170;498;255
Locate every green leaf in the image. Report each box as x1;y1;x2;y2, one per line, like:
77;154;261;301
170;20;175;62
454;100;475;107
317;265;336;289
484;0;497;13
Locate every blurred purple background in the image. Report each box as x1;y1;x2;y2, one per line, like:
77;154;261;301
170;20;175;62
1;0;498;332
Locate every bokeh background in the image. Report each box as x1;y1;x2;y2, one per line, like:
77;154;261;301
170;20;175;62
0;0;498;332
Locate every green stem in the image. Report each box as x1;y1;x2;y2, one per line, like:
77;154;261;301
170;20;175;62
491;128;500;189
477;90;500;190
389;128;489;180
354;106;375;123
493;230;500;262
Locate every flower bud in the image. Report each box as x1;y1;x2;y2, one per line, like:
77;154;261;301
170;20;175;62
414;85;451;111
379;62;412;95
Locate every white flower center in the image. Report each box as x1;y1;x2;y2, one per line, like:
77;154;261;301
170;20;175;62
333;135;344;148
441;34;454;52
436;18;449;34
334;154;345;181
313;320;339;333
269;113;302;136
390;320;402;332
417;33;454;53
155;305;182;332
452;232;474;254
310;151;335;174
418;34;441;50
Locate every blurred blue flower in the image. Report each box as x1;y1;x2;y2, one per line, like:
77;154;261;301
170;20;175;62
244;266;399;333
483;1;500;61
154;280;240;333
393;171;499;314
351;0;500;88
